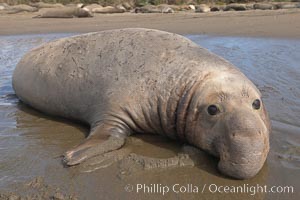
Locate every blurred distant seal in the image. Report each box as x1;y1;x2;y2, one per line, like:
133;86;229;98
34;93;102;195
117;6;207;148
33;5;92;18
92;6;125;14
29;2;64;9
13;28;270;179
4;4;38;14
134;5;174;13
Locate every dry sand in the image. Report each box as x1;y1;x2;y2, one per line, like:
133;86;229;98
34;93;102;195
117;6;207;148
1;8;300;200
0;9;300;38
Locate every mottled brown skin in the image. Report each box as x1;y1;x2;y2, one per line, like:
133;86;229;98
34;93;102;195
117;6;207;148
12;28;270;179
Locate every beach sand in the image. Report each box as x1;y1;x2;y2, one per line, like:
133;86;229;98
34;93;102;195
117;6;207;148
0;9;300;38
0;8;300;200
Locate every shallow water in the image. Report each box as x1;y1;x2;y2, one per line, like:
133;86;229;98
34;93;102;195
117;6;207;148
0;34;299;199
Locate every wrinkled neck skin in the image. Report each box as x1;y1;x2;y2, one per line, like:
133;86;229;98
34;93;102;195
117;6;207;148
182;71;271;179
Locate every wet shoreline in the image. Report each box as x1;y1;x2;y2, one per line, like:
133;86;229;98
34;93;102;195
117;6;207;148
0;9;300;38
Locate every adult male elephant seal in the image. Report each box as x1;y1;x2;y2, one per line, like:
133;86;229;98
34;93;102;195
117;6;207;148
12;28;270;179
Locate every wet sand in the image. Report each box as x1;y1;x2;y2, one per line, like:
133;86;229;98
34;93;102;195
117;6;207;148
0;9;300;38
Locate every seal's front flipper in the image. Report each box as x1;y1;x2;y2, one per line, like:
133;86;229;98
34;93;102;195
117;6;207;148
63;124;127;166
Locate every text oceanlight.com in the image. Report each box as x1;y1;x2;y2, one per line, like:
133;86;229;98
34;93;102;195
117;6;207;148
124;183;294;196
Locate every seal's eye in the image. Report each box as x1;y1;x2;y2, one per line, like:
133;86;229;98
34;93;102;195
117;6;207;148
252;99;261;110
207;105;220;115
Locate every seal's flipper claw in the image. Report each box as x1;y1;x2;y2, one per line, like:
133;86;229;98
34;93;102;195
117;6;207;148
63;123;128;166
80;148;132;172
63;135;126;166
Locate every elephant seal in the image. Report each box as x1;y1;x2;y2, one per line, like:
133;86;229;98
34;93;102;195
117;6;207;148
12;28;270;179
84;4;103;12
33;6;93;18
224;3;247;11
29;2;64;9
195;4;211;13
134;5;175;13
92;6;125;14
5;4;38;14
253;3;274;10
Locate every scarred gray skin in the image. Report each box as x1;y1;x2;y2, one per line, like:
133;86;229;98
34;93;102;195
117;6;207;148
12;28;270;179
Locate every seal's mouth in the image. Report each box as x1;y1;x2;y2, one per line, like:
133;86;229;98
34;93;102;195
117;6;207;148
218;157;266;179
214;133;269;179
